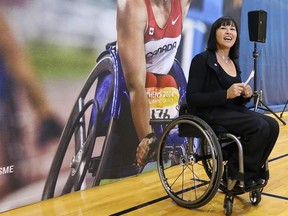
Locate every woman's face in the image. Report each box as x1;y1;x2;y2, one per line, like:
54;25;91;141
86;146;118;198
216;24;237;50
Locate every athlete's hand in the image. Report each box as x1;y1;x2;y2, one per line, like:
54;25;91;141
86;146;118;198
136;138;151;167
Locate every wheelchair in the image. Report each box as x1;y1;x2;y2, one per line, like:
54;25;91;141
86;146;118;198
157;103;269;215
42;41;187;200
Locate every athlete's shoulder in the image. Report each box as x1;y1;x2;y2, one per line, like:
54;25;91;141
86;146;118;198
117;0;146;12
117;0;147;21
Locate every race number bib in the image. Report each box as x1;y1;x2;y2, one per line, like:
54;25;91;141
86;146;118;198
146;87;180;119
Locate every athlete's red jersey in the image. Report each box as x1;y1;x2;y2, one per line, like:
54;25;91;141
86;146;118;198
144;0;183;75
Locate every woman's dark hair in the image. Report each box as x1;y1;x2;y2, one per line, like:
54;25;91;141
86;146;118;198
207;16;240;60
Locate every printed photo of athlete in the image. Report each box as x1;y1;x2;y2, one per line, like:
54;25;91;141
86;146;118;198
117;0;193;167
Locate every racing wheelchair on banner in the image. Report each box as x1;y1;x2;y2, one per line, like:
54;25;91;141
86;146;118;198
42;41;187;199
42;41;269;215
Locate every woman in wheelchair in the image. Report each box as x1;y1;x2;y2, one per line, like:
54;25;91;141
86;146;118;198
117;0;192;167
186;16;279;189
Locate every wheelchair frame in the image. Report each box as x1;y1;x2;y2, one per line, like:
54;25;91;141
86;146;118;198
42;42;268;215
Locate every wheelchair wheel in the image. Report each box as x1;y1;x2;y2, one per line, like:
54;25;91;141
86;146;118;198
224;195;234;216
249;189;262;205
42;55;115;199
157;115;223;209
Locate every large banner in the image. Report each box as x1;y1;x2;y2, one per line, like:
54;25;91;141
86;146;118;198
1;0;245;212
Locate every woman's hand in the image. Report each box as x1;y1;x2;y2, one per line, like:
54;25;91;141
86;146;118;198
242;84;253;98
227;83;245;99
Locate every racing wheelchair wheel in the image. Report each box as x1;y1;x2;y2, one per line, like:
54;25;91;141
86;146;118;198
157;115;223;209
42;55;115;199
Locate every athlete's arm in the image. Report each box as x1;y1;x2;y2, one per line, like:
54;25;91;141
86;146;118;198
117;0;152;140
117;0;147;82
0;12;51;117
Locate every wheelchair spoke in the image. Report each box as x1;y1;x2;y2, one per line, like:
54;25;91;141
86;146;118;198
61;124;96;195
169;163;190;187
61;173;74;195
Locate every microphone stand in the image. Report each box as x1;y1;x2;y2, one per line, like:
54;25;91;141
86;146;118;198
250;42;286;125
280;100;288;118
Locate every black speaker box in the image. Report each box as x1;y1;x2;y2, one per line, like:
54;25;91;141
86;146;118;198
248;10;267;43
